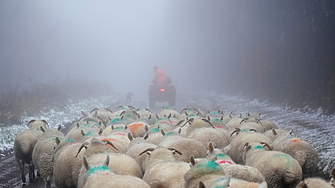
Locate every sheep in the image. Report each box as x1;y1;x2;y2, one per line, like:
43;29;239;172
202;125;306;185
140;147;190;188
53;141;84;188
77;153;143;188
81;154;150;188
160;137;207;162
264;128;293;141
185;118;214;136
158;107;181;119
296;177;333;188
239;121;266;133
206;143;265;184
126;121;149;138
224;131;272;164
32;125;64;188
74;138;117;159
90;107;113;126
126;141;158;173
65;123;97;142
184;156;227;188
271;136;319;178
225;115;244;130
14;125;44;183
53;137;115;188
188;127;230;150
243;142;302;188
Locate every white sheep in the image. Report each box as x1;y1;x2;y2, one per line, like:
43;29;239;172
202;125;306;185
32;125;64;188
140;147;190;188
14;123;44;183
296;177;333;188
77;153;143;188
224;131;272;164
243;142;302;188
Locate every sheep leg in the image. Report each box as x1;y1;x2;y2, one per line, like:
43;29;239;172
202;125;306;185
18;160;26;183
29;163;35;182
45;176;51;188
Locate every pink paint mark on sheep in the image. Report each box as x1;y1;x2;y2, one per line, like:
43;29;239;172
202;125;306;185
115;133;126;136
215;126;224;129
218;160;233;164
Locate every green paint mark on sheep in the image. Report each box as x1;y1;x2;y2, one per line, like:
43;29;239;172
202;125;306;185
126;114;132;117
65;139;75;142
241;129;248;132
164;107;173;109
114;127;124;130
210;111;219;114
158;118;169;121
82;124;92;128
215;187;226;188
217;153;227;158
213;118;223;122
150;128;160;132
187;109;194;111
274;154;292;168
188;114;195;117
254;145;264;150
216;178;228;182
85;131;94;136
86;118;97;122
87;166;112;176
110;118;121;123
166;132;175;136
197;161;221;171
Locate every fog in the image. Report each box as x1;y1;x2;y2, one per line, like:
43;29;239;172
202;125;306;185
1;1;331;107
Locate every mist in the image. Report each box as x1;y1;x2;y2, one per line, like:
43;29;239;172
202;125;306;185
1;1;334;111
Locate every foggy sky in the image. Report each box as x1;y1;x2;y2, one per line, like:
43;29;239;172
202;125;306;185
0;1;278;98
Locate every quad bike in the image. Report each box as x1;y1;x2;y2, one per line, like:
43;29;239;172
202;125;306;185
148;84;176;109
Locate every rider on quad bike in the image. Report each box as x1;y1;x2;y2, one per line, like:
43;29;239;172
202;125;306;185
152;66;172;85
149;66;175;108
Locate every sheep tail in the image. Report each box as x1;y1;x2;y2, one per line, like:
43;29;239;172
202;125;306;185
283;171;297;185
20;141;31;155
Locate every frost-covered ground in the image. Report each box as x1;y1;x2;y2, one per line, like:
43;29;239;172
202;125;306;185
182;91;335;177
1;91;334;177
0;96;118;155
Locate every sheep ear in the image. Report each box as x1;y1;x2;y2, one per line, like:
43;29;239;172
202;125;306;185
81;130;86;136
272;129;277;136
55;137;60;145
207;142;214;155
164;114;166;118
176;120;184;127
168;113;171;119
173;114;176;118
148;114;151;119
156;114;159;120
76;122;80;128
260;142;272;150
247;113;251;117
40;126;45;132
128;132;133;141
103;155;110;167
199;181;206;188
98;128;103;135
143;133;149;140
207;116;211;121
145;125;149;132
81;111;88;117
161;129;166;136
28;119;36;126
223;143;232;153
108;116;112;120
83;156;90;170
57;125;62;131
178;128;182;134
189;155;196;166
221;116;223;121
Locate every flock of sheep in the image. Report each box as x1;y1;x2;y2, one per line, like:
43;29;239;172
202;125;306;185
13;105;335;188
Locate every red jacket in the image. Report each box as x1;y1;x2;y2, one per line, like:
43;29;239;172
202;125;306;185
153;68;168;85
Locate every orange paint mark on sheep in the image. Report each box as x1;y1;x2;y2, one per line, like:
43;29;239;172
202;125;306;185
101;138;116;150
290;139;303;143
128;123;145;133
